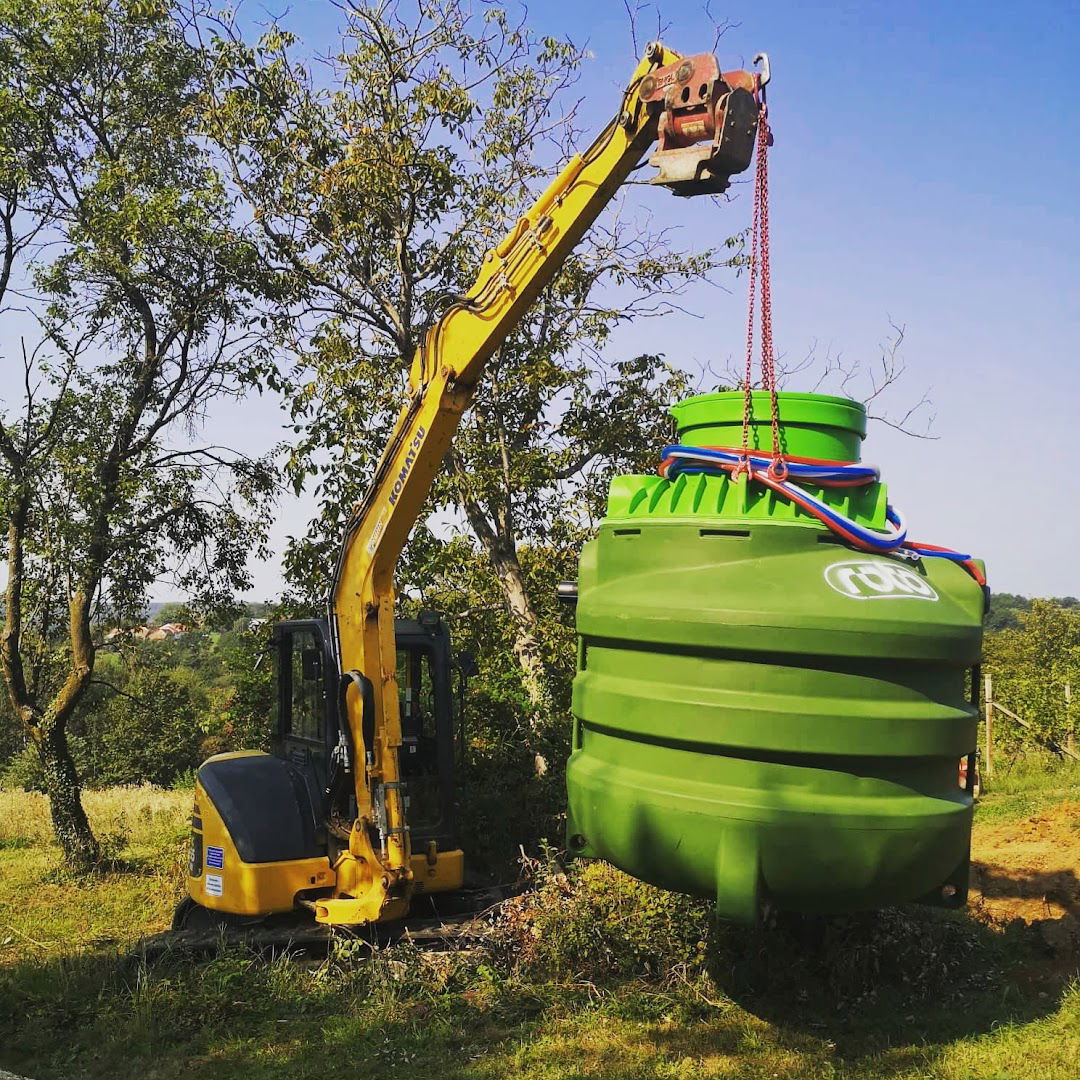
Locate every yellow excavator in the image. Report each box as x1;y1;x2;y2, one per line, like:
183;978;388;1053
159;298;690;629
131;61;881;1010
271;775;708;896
177;42;769;933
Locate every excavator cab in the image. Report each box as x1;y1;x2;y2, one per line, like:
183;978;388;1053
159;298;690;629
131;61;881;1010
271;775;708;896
272;613;460;857
181;613;465;925
272;619;334;809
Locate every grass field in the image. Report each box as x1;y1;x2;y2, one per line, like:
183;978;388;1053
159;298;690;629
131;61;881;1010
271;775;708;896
1;769;1078;1080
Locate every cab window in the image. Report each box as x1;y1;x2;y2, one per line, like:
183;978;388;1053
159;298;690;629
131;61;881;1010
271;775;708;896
397;646;442;828
287;629;324;742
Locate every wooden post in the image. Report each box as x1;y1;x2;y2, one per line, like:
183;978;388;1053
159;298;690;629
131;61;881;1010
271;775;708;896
983;673;994;782
1067;683;1074;755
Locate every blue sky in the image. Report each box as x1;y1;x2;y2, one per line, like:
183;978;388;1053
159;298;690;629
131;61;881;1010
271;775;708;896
6;0;1079;601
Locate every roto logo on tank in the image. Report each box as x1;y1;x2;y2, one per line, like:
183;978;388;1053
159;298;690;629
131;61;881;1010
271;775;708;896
824;559;939;601
388;426;426;506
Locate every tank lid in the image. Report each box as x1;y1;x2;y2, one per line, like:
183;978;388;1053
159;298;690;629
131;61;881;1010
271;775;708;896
670;391;867;460
672;391;866;435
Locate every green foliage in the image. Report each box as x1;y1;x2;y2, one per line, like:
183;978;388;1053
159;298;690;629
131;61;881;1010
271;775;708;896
83;626;275;786
203;626;276;754
985;592;1032;632
0;0;275;622
149;602;195;628
73;650;206;788
983;600;1080;752
201;0;735;721
0;743;43;792
500;860;713;983
399;536;578;875
490;857;1036;1021
986;592;1080;632
0;618;275;791
0;698;23;770
975;753;1080;819
0;0;278;863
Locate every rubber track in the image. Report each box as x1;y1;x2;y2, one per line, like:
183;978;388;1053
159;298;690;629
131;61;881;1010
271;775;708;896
129;884;523;963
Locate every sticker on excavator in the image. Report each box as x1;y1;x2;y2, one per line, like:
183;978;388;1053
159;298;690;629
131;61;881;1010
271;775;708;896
365;508;389;556
388;425;427;506
205;874;224;897
206;846;224;869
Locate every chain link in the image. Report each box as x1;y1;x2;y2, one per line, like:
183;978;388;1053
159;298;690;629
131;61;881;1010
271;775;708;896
742;99;781;475
740;121;760;462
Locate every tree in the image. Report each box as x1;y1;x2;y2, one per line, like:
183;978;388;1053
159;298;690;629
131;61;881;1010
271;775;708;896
76;647;207;788
983;600;1080;751
150;601;195;628
984;592;1031;633
203;620;276;756
0;0;274;867
202;0;737;715
401;532;580;871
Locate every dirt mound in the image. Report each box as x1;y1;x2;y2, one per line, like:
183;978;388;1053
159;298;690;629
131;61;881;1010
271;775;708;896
970;801;1080;955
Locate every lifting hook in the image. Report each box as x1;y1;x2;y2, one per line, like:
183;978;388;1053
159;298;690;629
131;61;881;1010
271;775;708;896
753;52;771;89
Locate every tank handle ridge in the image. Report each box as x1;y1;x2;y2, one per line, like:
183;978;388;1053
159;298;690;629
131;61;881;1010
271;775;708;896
657;443;985;586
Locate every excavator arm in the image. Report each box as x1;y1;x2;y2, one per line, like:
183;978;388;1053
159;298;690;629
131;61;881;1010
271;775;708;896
317;42;768;924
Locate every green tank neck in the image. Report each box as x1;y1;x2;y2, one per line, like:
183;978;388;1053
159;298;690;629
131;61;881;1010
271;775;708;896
670;391;867;462
601;390;885;529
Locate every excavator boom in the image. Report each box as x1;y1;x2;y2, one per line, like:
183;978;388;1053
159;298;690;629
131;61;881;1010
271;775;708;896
321;43;766;925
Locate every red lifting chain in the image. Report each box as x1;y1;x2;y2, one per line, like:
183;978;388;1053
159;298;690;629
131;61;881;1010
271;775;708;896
740;78;782;478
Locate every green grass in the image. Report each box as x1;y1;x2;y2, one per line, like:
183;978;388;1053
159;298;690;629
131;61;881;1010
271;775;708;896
0;785;1077;1080
3;954;1077;1079
976;754;1080;824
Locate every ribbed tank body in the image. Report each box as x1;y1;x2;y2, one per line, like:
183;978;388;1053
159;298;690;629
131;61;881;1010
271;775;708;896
565;392;986;922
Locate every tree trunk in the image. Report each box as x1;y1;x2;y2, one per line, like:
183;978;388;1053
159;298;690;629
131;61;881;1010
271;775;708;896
486;542;552;774
488;544;549;712
31;586;100;869
34;723;100;870
452;455;552;716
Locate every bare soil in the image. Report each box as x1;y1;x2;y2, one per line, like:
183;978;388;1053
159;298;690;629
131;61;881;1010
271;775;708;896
971;801;1080;956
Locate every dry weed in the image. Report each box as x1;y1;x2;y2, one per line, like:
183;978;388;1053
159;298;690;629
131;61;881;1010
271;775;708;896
0;784;190;850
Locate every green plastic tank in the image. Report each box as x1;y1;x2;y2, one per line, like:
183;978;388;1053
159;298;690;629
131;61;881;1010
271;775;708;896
565;391;985;923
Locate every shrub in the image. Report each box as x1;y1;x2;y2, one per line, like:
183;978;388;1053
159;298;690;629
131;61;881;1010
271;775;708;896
0;742;45;792
77;657;206;787
202;628;274;753
492;858;712;983
484;855;1018;1017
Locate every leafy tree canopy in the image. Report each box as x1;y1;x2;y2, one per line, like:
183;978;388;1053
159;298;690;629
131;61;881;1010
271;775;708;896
0;0;276;864
984;599;1080;750
200;0;741;712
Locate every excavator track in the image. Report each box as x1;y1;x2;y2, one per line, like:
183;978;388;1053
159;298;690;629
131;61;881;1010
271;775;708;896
130;884;522;964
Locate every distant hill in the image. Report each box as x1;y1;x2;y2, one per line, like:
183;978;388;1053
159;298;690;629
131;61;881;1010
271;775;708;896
142;600;275;623
986;592;1079;632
